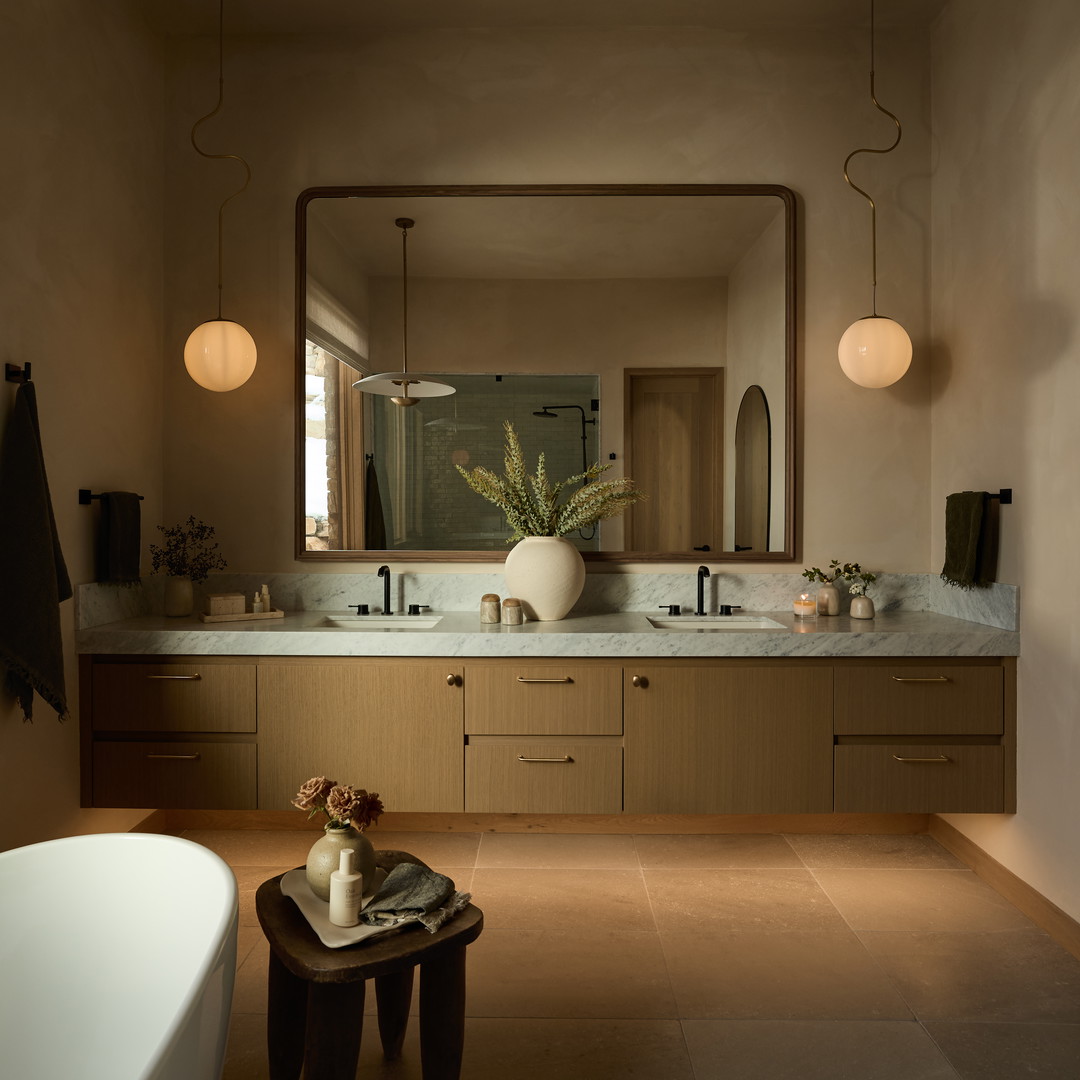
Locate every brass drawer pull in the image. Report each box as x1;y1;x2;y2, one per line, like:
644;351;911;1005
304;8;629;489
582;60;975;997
631;675;648;688
515;676;574;684
517;755;574;763
146;753;201;761
146;674;202;681
891;754;952;764
889;675;950;683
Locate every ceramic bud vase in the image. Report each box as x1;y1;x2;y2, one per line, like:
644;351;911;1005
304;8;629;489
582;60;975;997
503;536;586;621
164;576;194;617
849;594;875;619
816;583;840;616
305;825;376;902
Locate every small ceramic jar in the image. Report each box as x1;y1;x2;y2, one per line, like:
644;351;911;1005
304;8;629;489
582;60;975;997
480;593;501;623
501;597;524;625
849;594;875;619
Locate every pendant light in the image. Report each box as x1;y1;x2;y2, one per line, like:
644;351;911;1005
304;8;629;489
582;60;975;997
353;218;455;407
182;0;257;392
837;0;912;389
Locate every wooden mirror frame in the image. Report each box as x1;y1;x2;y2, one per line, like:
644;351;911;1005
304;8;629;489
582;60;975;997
295;183;796;562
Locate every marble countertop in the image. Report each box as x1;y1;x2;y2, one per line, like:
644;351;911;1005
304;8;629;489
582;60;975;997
75;609;1019;659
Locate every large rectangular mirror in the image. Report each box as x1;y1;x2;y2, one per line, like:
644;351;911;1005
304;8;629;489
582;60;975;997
296;184;795;561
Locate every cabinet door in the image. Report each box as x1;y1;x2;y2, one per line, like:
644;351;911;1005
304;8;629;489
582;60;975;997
624;664;833;813
257;661;463;812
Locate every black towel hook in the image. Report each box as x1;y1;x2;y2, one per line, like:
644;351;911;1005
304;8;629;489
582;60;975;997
989;489;1012;505
4;362;31;384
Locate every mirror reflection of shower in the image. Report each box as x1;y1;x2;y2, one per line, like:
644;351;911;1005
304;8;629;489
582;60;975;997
532;401;600;540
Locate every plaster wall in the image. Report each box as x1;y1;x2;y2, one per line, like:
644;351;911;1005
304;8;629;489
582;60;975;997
930;0;1080;920
0;0;165;848
161;24;933;573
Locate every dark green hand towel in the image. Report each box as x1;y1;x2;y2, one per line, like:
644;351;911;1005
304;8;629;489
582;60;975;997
96;491;141;583
0;382;72;720
941;491;995;589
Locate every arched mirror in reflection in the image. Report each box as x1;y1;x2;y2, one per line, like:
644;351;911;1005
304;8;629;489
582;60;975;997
297;184;796;561
732;385;772;553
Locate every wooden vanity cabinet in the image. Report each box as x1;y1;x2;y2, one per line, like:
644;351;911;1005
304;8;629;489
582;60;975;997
257;659;464;813
83;656;258;809
463;661;622;813
832;659;1013;813
623;661;834;813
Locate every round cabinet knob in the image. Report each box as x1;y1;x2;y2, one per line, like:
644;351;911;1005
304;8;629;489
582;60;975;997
446;673;460;687
631;675;648;689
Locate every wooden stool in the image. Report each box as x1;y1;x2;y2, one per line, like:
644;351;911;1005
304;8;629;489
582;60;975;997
255;852;483;1080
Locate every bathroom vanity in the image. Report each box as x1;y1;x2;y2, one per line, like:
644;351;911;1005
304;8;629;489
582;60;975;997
78;609;1016;818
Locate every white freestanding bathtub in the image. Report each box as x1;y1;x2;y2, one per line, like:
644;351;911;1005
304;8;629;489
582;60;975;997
0;832;238;1080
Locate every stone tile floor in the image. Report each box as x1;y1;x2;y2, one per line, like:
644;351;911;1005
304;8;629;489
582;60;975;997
183;829;1080;1079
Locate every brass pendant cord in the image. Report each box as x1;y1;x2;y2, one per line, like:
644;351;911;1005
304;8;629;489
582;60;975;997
398;218;410;378
189;0;252;321
842;0;902;317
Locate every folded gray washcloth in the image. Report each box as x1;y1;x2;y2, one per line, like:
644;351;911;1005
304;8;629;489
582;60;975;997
360;862;466;932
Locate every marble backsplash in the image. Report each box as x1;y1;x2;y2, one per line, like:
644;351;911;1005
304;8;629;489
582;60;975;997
76;570;1019;632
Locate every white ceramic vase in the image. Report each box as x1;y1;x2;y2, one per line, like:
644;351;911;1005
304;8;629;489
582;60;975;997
305;825;376;902
164;576;194;617
849;594;875;619
503;536;586;621
816;583;840;616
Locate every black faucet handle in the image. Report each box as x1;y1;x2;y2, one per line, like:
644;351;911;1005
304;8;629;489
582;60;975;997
348;603;370;616
407;604;430;616
658;604;682;616
718;604;742;616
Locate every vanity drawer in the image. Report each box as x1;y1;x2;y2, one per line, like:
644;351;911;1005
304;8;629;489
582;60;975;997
834;742;1003;812
466;738;622;813
92;662;256;733
834;663;1003;735
464;663;622;735
92;739;257;809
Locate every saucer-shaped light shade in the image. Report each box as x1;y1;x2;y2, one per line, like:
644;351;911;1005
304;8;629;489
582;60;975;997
838;315;912;388
352;373;456;398
184;319;257;392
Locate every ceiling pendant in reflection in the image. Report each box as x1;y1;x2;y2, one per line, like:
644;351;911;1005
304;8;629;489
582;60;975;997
837;0;912;389
182;0;257;392
353;218;455;407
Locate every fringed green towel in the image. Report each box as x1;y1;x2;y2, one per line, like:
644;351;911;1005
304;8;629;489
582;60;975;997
941;491;995;589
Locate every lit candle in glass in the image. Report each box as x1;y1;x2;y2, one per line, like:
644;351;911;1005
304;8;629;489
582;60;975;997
793;592;817;619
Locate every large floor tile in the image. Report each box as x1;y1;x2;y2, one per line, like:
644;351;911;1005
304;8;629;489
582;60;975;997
221;1013;271;1080
231;864;294;927
860;931;1080;1022
182;829;316;866
368;830;482;869
662;930;913;1020
230;938;269;1015
813;868;1038;932
634;833;801;869
925;1020;1080;1079
682;1018;960;1079
466;928;678;1019
645;868;848;931
475;832;638;869
785;834;965;869
470;867;653;931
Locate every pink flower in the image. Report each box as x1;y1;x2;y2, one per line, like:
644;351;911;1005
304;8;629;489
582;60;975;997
291;775;336;813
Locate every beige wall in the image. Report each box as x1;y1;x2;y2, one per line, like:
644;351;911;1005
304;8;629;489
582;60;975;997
0;1;165;848
162;23;934;574
930;0;1080;919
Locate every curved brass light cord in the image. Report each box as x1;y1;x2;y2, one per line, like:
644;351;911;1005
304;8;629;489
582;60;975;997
189;0;251;321
842;0;902;316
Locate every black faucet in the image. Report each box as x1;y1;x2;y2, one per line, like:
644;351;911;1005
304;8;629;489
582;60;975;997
377;565;393;615
695;565;710;616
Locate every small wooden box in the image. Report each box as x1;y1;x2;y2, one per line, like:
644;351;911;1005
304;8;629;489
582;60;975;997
206;592;246;616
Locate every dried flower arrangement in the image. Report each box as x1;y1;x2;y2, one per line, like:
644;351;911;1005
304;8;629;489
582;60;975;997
456;420;646;542
803;559;877;596
148;516;227;583
292;776;385;831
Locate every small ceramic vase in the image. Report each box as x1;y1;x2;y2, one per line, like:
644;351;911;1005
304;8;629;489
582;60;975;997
164;576;194;617
849;594;875;620
816;583;840;616
305;825;376;902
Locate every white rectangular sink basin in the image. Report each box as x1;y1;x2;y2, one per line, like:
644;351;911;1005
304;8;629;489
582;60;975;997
646;615;786;631
320;615;443;629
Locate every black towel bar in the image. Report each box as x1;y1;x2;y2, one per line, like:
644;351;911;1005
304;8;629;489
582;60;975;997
4;362;31;384
79;489;145;505
989;489;1012;504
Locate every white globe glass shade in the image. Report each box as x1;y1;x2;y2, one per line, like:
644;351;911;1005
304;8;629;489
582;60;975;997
837;315;912;389
184;319;257;392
